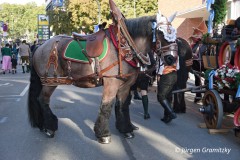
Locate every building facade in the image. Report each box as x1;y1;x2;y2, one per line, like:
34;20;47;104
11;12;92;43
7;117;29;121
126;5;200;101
158;0;240;40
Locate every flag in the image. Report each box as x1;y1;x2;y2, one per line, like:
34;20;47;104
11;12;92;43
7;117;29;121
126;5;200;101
94;25;99;33
236;85;240;98
208;10;215;33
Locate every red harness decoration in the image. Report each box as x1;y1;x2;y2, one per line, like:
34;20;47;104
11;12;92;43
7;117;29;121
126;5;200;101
108;25;137;68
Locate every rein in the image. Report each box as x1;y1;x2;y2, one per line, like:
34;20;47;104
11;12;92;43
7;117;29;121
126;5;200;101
109;25;138;68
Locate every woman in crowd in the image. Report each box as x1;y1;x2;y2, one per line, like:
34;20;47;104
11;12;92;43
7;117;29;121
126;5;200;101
1;43;12;74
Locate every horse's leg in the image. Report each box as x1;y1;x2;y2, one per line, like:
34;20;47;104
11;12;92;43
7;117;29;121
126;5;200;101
115;88;135;139
38;85;58;137
173;87;186;113
173;70;187;113
194;75;202;102
193;60;202;103
173;56;188;113
94;78;119;144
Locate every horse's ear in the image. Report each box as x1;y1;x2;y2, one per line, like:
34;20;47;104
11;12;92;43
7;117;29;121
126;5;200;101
168;11;178;23
101;22;107;29
156;10;162;23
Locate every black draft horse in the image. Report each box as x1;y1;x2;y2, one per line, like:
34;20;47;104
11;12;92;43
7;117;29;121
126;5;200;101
173;37;193;113
28;12;191;144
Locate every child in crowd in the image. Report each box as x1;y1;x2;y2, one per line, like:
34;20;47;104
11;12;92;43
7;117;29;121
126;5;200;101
11;54;17;74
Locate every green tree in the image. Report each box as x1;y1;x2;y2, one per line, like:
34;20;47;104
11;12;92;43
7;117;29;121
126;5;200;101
47;0;158;35
0;2;45;42
115;0;157;18
47;0;102;34
213;0;227;26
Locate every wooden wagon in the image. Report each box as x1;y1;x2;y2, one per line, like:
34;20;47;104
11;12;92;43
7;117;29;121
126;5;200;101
177;19;240;136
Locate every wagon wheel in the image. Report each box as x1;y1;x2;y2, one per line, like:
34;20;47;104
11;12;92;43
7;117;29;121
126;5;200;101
234;107;240;127
218;42;233;67
202;90;223;129
234;46;240;69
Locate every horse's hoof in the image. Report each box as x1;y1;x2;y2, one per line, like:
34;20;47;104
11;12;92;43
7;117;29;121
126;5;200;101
97;136;111;144
43;129;55;138
131;123;139;130
144;113;150;120
123;132;134;139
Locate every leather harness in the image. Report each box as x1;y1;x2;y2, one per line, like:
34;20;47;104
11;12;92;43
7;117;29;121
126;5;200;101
41;7;143;86
40;1;183;86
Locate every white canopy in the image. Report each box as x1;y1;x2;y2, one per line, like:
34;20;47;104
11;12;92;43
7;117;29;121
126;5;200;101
176;4;209;20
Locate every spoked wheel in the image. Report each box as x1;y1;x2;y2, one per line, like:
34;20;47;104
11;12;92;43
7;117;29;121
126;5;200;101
218;42;234;67
201;90;223;129
234;46;240;69
234;107;240;127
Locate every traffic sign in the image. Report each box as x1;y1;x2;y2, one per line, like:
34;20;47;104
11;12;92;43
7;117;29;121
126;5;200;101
37;15;50;41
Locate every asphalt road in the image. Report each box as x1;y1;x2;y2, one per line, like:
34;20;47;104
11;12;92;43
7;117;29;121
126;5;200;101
0;67;240;160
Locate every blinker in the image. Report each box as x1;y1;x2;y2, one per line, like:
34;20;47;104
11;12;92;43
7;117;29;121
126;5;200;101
152;22;157;42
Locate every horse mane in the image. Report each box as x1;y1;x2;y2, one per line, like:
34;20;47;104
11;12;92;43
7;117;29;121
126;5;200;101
124;15;156;38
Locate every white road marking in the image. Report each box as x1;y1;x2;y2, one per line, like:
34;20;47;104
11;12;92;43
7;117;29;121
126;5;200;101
0;84;29;97
0;117;8;123
0;83;10;86
20;84;30;96
0;97;21;101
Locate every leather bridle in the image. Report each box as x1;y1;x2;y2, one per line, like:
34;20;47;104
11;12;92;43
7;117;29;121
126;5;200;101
152;17;178;59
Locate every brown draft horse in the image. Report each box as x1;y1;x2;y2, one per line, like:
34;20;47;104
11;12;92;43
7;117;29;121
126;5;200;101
28;12;187;144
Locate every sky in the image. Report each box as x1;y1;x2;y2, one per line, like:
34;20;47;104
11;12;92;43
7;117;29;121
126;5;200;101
0;0;46;6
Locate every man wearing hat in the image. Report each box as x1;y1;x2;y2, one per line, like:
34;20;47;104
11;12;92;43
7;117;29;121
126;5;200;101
189;21;208;104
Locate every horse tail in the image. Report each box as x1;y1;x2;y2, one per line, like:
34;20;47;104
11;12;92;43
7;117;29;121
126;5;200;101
28;48;43;128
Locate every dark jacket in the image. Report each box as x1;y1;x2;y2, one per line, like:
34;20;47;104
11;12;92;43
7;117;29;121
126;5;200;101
11;58;17;67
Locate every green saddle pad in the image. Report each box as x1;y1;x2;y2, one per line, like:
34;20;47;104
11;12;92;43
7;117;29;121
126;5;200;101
63;38;109;63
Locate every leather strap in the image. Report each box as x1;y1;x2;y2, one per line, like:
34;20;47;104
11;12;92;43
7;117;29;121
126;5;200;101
45;41;59;77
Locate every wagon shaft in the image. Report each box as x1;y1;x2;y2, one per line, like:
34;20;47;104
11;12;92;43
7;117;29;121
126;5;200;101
172;85;207;94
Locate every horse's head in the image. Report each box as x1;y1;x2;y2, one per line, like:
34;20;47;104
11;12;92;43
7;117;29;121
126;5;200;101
124;12;178;65
153;11;178;65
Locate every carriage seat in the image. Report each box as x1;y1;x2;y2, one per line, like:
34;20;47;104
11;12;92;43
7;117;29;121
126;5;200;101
72;30;106;58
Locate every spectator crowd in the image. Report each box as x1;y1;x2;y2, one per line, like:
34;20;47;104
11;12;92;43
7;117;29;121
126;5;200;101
0;40;37;74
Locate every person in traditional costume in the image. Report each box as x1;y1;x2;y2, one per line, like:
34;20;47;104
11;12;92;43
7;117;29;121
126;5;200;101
1;43;12;74
156;50;179;123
